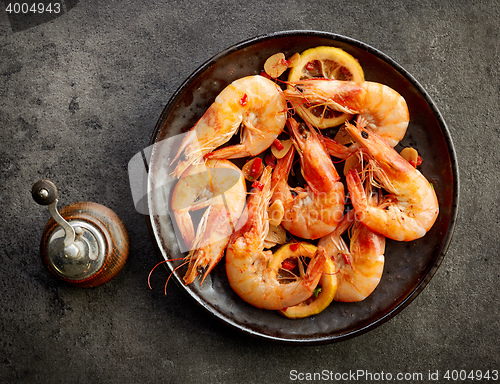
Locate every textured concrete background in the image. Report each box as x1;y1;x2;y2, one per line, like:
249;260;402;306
1;0;498;383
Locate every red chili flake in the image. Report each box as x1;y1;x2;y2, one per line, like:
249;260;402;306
239;93;248;106
259;70;272;80
410;155;423;168
249;158;262;179
264;154;276;168
305;62;315;71
289;243;300;252
273;138;284;151
342;252;352;266
281;258;298;271
252;181;264;190
281;58;291;67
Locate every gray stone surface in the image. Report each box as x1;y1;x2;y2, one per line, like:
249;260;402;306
1;0;499;383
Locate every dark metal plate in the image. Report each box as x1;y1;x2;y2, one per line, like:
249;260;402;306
147;31;459;344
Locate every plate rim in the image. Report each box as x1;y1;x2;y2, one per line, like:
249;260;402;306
146;30;460;345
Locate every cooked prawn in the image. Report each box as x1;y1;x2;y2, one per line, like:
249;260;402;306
345;120;439;241
171;159;247;284
170;75;287;177
319;207;385;302
225;166;326;310
271;118;345;239
284;79;409;147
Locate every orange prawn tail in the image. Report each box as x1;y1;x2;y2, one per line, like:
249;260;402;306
271;143;295;190
346;169;368;222
304;246;328;290
333;209;356;237
321;135;354;159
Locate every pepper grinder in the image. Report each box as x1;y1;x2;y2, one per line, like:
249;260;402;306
32;179;129;287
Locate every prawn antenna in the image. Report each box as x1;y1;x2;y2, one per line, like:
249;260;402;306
147;257;188;294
